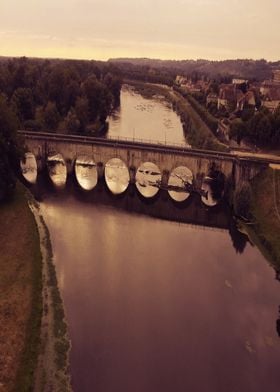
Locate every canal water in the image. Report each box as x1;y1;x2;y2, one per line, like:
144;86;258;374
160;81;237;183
108;84;187;146
38;86;280;392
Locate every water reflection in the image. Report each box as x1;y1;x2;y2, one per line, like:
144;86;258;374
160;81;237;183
40;196;280;392
108;85;187;145
201;179;218;206
75;156;97;191
47;153;67;189
136;162;161;198
228;218;248;254
201;173;225;207
20;152;37;184
104;158;129;195
168;166;193;202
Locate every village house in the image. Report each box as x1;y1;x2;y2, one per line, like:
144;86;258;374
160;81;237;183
175;75;188;86
236;90;256;111
218;83;257;112
262;88;280;112
206;93;218;106
260;81;277;95
217;84;236;110
273;70;280;84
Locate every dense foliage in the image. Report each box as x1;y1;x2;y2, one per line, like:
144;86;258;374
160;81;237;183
0;57;122;135
0;95;21;201
109;60;175;85
233;182;252;220
111;58;280;81
230;107;280;147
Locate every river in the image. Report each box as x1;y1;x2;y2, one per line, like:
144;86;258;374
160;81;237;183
38;86;280;392
108;84;187;146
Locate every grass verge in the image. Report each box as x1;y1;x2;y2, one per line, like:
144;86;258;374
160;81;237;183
243;168;280;271
0;182;42;391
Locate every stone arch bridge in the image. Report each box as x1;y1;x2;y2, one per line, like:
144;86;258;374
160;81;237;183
19;131;274;188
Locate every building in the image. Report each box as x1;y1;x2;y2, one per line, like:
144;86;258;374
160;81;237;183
206;93;218;106
262;88;280;112
273;70;280;84
232;78;248;86
236;90;256;111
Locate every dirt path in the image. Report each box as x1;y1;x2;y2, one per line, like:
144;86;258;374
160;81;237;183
29;202;72;392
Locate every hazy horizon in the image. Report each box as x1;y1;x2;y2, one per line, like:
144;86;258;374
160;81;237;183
0;1;279;61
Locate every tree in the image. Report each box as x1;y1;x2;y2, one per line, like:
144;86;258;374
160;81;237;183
11;88;35;124
255;115;272;146
65;109;80;134
43;102;60;131
0;96;21;201
75;97;89;132
233;182;252;220
229;119;246;144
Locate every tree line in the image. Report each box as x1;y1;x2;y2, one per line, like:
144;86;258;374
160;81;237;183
0;57;122;201
230;107;280;147
0;57;122;135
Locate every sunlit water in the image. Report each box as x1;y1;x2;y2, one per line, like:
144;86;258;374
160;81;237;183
20;152;37;184
108;85;186;146
41;195;280;392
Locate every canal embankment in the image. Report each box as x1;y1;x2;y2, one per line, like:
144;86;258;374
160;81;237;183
0;183;71;391
125;79;227;152
245;168;280;271
30;196;72;392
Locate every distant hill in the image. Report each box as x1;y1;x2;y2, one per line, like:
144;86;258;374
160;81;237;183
109;58;280;81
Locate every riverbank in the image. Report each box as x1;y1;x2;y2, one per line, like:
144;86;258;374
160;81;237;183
30;197;72;392
0;183;42;391
243;168;280;271
125;79;227;152
0;183;71;391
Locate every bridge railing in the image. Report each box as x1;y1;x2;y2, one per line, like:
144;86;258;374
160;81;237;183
104;134;192;150
18;130;191;150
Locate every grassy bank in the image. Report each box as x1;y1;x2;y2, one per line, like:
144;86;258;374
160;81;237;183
31;203;71;391
126;79;227;151
246;168;280;270
0;183;42;391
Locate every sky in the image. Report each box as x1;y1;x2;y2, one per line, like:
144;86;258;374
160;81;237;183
0;0;279;61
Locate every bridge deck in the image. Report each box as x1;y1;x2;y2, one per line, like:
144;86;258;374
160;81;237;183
18;130;280;165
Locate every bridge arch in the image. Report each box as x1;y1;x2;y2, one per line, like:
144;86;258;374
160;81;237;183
135;161;161;198
20;152;37;184
75;155;98;191
104;158;130;195
47;152;67;189
168;166;193;202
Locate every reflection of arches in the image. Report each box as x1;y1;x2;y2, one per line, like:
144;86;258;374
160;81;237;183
228;218;247;254
168;166;193;202
75;156;97;191
135;162;161;198
201;170;225;207
47;153;67;189
20;152;37;184
105;158;129;195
